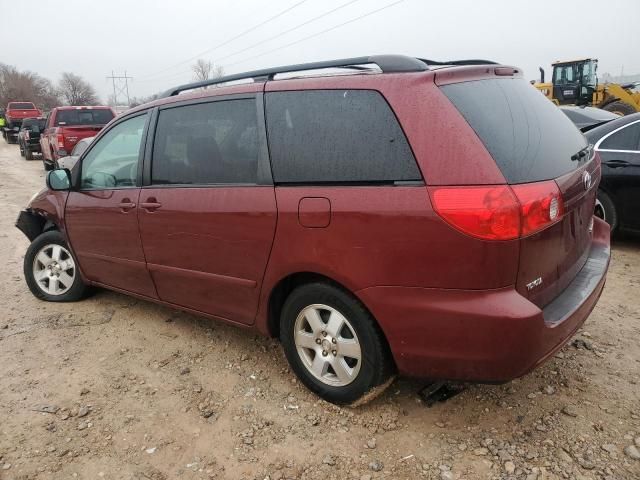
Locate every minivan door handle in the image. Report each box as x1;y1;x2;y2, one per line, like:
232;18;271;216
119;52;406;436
603;160;630;168
117;199;136;212
140;199;162;212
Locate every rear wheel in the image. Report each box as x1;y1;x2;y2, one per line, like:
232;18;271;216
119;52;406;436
280;282;394;405
594;190;617;232
24;231;88;302
602;101;636;116
25;148;34;160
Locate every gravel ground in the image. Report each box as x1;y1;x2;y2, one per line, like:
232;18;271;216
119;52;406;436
0;139;639;480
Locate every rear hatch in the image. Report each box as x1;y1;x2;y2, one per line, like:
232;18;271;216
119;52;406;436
439;71;597;309
56;108;114;152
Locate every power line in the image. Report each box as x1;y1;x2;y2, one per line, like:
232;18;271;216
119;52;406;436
215;0;361;63
138;0;310;80
137;0;399;86
137;0;362;84
226;0;406;69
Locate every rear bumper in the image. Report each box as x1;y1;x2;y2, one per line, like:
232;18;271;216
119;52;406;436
356;217;610;382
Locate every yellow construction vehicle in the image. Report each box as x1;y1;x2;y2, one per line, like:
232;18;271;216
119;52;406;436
535;58;640;115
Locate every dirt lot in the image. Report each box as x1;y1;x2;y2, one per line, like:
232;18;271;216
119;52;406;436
0;140;638;480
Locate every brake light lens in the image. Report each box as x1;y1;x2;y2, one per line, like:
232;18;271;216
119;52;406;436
429;186;520;240
56;133;65;149
25;130;30;140
511;181;564;236
429;181;564;241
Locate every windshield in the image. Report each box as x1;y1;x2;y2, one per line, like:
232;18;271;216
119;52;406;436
581;61;597;87
9;102;36;110
55;109;114;126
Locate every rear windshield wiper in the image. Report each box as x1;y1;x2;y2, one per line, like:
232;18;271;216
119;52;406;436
571;145;593;162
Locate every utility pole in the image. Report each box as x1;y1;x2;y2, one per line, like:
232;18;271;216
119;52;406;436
106;71;133;107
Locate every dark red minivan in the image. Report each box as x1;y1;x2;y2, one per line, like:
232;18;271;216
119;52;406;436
16;56;610;404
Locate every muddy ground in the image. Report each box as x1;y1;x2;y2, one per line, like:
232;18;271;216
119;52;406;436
0;140;638;480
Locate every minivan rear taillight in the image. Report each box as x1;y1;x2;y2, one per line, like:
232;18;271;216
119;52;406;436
429;181;564;241
511;181;564;236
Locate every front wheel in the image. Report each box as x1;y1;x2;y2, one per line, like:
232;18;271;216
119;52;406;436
24;230;88;302
280;282;394;405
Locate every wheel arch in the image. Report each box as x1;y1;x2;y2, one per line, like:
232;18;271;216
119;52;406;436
266;272;347;338
265;272;395;366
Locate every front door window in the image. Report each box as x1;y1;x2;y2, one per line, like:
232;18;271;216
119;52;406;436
81;114;146;189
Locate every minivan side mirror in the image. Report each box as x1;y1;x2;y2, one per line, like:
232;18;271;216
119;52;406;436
46;169;71;191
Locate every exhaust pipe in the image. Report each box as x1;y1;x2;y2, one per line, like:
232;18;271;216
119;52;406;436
539;67;545;83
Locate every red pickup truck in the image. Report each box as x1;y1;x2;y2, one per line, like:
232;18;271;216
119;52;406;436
41;106;116;169
2;102;43;143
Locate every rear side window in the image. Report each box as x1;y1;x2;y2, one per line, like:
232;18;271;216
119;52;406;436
265;90;421;183
442;78;588;184
600;121;640;151
152;99;259;185
55;109;114;126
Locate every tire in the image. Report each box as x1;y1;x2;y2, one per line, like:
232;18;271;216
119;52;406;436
24;230;88;302
594;190;617;232
25;148;34;160
280;282;394;405
602;101;636;116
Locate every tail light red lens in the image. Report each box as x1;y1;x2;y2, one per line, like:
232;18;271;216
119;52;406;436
25;130;30;140
511;181;564;236
429;186;520;240
56;134;65;149
429;181;564;241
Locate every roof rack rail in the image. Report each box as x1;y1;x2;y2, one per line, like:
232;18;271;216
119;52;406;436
160;55;428;97
418;58;499;66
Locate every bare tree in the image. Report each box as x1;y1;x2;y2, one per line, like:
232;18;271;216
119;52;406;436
191;59;224;83
58;72;99;106
0;63;61;110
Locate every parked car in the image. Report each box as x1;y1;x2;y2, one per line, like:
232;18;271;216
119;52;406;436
18;117;47;160
2;102;42;143
40;106;115;170
585;112;640;233
560;106;620;132
15;55;610;405
57;136;94;170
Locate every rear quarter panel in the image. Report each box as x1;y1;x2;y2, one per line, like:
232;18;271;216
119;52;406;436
255;186;519;333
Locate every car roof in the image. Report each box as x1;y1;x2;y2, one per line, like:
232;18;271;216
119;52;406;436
128;55;504;114
560;106;619;122
585;112;640;142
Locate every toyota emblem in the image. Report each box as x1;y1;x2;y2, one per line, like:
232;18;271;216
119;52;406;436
582;171;592;191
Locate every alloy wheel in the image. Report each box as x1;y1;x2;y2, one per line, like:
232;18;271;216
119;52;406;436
294;304;362;387
32;244;76;296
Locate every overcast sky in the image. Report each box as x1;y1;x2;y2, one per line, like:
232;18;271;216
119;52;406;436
2;0;639;103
